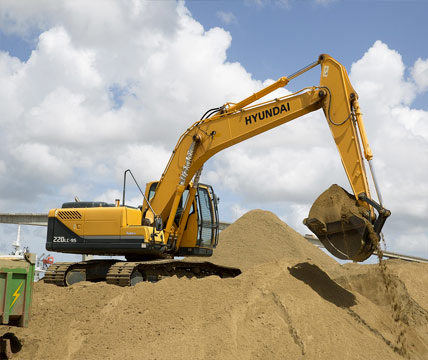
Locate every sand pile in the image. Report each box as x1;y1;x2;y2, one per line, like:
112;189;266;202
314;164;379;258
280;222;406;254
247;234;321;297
209;209;337;270
3;210;428;360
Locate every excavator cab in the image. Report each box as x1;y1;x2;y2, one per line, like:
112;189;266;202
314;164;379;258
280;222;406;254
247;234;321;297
144;181;220;255
174;183;220;256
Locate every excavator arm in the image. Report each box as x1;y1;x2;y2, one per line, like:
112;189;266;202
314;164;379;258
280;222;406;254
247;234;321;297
146;54;390;261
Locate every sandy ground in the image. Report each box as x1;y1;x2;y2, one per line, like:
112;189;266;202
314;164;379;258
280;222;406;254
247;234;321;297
4;210;428;359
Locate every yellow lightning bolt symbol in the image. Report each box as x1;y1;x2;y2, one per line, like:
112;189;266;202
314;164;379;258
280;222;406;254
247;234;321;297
10;282;23;309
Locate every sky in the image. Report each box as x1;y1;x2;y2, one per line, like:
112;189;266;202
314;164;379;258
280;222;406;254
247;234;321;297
0;0;427;263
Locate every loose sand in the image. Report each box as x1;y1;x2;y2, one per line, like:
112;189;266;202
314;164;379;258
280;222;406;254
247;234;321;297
3;210;428;359
307;184;370;226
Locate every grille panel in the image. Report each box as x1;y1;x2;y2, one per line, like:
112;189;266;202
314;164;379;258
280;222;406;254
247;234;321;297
58;210;82;220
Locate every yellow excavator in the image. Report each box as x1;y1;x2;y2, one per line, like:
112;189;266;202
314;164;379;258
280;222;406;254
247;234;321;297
45;54;390;286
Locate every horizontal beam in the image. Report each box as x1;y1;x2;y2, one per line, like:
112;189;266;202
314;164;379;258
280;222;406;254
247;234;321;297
0;213;48;226
373;250;428;264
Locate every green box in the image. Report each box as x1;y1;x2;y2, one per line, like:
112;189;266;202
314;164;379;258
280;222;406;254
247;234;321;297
0;254;35;328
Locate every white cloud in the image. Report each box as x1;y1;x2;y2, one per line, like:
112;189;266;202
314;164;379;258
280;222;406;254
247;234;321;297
207;139;346;204
230;203;250;221
350;41;416;107
390;106;428;142
244;0;336;8
244;0;291;8
412;57;428;92
216;11;237;25
314;0;338;5
392;230;428;257
13;143;72;182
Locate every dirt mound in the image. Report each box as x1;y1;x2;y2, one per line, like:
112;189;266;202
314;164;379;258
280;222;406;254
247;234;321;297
335;262;428;326
334;261;428;357
4;210;428;360
210;209;337;270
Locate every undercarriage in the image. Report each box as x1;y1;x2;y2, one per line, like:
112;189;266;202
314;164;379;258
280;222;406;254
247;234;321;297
44;259;242;287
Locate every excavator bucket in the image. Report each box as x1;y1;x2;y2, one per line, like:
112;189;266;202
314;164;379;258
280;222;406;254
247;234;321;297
304;185;380;262
304;215;375;262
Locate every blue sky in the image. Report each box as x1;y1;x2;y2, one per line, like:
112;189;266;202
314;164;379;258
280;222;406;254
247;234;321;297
187;0;428;106
0;0;427;262
188;0;428;69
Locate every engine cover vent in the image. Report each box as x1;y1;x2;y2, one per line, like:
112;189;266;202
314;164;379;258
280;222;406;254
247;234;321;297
58;210;82;220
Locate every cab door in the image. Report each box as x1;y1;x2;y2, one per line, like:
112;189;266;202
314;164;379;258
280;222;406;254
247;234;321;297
196;184;219;248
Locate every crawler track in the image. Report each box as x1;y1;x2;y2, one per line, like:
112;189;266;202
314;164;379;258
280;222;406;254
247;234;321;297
45;260;241;287
44;262;76;286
